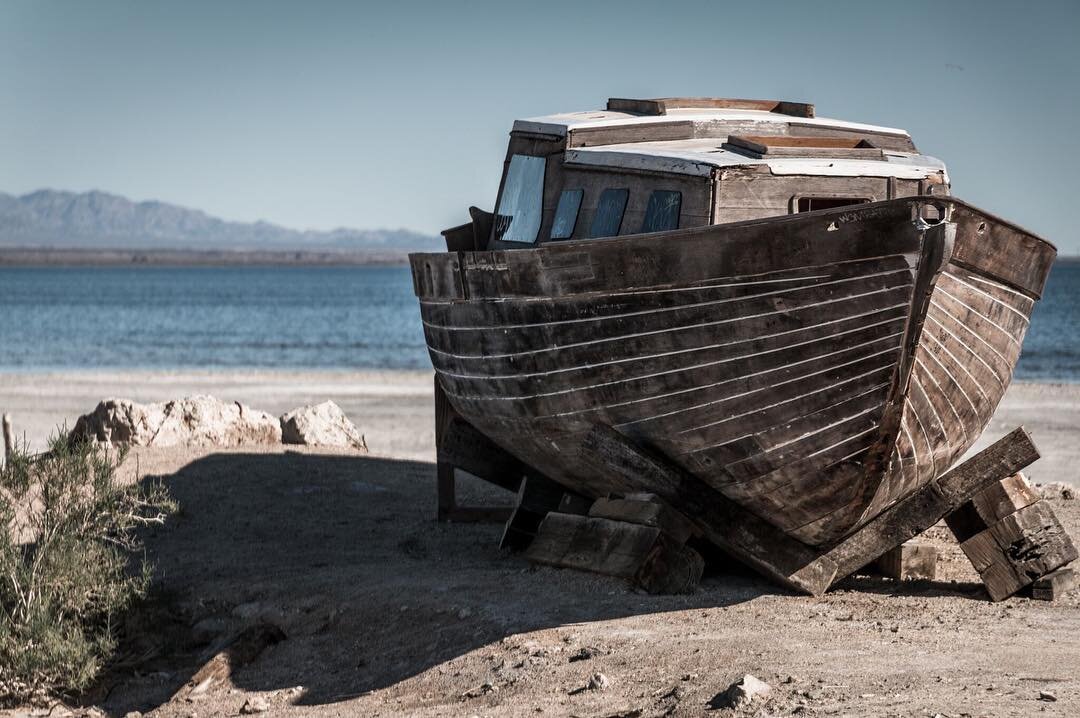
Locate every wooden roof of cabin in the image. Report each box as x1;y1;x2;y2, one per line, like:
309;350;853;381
513;98;941;180
563;137;948;181
514;97;910;141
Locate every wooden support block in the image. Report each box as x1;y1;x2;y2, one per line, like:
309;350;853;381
875;542;938;581
580;425;1041;596
435;376;520;522
823;427;1041;584
958;501;1078;601
1030;567;1077;601
525;512;703;594
638;536;706;595
588;494;695;545
438;417;524;494
580;425;837;595
501;475;591;550
558;492;594;516
945;472;1040;542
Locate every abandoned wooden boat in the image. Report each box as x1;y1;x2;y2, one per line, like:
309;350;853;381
410;97;1056;548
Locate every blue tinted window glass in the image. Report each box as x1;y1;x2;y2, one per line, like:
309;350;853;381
641;190;682;233
493;155;546;243
589;188;629;238
549;189;583;240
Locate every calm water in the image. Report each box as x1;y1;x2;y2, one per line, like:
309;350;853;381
0;263;1077;378
0;266;430;370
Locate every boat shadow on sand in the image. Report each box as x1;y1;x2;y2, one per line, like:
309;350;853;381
93;451;986;713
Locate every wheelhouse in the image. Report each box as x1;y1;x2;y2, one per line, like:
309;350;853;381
470;97;949;252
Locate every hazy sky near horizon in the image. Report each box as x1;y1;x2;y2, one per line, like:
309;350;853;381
3;1;1079;250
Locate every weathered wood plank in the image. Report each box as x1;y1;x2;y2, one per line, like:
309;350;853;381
945;472;1041;543
435;377;519;522
957;501;1078;601
874;542;938;581
438;417;523;494
524;512;702;594
579;425;837;595
1030;567;1077;601
824;427;1040;581
588;494;695;545
501;474;586;551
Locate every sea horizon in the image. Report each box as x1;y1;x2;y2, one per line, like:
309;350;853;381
1;261;1077;381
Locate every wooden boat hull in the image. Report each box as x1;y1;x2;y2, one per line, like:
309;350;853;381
410;197;1054;547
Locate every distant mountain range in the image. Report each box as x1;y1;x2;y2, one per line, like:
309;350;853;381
0;189;442;252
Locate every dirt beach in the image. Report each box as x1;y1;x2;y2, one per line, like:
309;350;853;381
0;373;1078;717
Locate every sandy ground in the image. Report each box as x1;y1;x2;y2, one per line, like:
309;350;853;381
0;372;1078;717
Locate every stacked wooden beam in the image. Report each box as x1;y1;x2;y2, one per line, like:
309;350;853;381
945;472;1077;601
435;395;1077;602
874;542;938;581
524;494;704;594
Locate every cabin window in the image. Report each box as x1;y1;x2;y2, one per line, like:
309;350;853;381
493;154;546;243
589;188;629;238
795;197;870;213
641;190;682;233
549;189;584;240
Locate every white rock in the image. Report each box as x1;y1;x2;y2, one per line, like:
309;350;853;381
723;674;772;708
70;396;281;447
588;672;610;691
279;400;367;450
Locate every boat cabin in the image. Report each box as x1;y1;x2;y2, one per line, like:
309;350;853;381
449;98;950;252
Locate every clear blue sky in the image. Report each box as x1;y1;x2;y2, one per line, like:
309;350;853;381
3;1;1078;251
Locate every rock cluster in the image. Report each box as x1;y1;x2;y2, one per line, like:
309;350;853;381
70;396;280;447
69;396;368;452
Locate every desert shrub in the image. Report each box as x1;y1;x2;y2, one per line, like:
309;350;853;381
0;433;175;705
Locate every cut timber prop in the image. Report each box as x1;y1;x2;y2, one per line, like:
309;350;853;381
1030;567;1077;601
434;377;516;523
579;425;1050;596
580;424;837;595
945;472;1077;601
589;493;696;545
500;475;590;551
525;498;704;594
874;542;938;581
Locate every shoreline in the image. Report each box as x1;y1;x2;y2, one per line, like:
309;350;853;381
0;248;418;266
0;370;1077;486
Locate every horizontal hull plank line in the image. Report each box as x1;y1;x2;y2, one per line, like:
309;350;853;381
913;359;968;448
931;286;1026;351
426;284;914;362
650;365;897;451
924;314;1008;389
940;270;1032;326
678;382;890;458
675;363;895;437
423;267;914;332
440;322;905;405
423;276;915;361
927;299;1018;372
598;348;902;430
416;252;920;308
430;304;909;378
442;340;903;427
